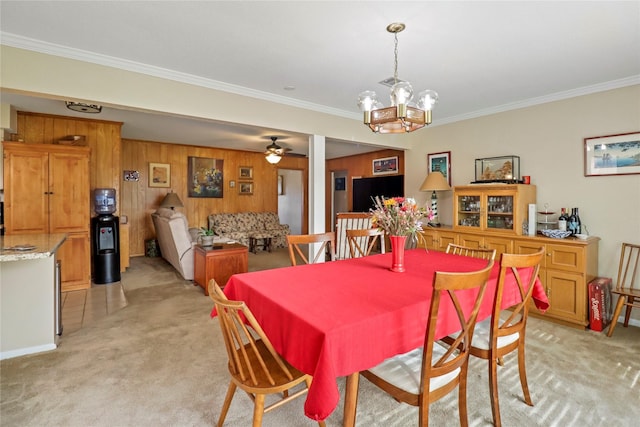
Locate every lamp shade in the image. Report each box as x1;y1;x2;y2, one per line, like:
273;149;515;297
420;171;451;192
160;192;184;209
265;153;282;164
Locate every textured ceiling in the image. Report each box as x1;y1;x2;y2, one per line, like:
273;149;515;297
1;1;639;158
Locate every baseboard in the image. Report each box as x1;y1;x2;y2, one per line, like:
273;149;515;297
0;343;57;360
613;317;640;328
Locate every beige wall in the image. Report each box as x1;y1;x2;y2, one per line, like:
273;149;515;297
406;85;640;321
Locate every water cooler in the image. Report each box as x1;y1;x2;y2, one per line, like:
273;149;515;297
91;188;121;284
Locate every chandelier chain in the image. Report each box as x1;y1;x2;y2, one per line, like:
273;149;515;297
393;32;399;84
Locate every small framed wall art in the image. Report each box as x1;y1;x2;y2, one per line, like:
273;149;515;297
239;166;253;180
372;156;398;175
427;151;451;186
239;181;254;195
584;131;640;177
149;163;171;188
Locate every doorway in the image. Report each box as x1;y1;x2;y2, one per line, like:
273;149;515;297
331;170;348;231
277;169;304;235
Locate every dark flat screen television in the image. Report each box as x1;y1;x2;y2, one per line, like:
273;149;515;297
352;175;404;212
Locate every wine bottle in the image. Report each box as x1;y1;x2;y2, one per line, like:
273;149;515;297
568;208;577;235
574;207;582;234
558;208;567;232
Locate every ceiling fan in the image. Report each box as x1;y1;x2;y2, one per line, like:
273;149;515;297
264;136;291;164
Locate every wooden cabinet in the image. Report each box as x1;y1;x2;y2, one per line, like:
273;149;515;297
418;228;458;251
458;233;514;259
120;222;130;272
3;142;91;291
514;237;599;329
194;243;248;295
453;184;536;236
419;222;599;329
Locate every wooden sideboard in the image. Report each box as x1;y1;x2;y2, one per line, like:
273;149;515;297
418;227;599;329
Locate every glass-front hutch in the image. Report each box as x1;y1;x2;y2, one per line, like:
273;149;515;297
453;184;537;235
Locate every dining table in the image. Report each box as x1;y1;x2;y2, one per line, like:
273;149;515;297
216;249;549;426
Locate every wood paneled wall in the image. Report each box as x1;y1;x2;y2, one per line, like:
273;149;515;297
122;139;308;256
15;111;123;206
14;111;401;257
325;149;405;230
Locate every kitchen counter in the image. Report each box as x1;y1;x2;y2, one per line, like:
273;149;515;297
0;233;67;360
0;233;67;262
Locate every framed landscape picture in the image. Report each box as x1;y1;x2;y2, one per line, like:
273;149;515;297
372;156;398;175
584;132;640;177
149;163;170;188
427;151;451;186
188;156;224;198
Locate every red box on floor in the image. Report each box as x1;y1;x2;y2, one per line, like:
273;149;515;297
588;277;613;332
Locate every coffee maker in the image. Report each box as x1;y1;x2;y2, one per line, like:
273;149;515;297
91;188;121;284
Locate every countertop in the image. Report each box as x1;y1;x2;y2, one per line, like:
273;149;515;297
0;233;67;262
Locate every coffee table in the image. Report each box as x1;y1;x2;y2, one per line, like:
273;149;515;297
248;232;274;254
193;243;248;295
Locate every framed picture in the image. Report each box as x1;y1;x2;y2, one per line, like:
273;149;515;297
239;166;253;180
372;156;398;175
584;132;640;177
335;177;346;191
188;156;224;198
277;175;284;195
149;163;170;188
239;181;253;195
427;151;451;186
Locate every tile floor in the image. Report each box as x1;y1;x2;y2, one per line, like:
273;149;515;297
61;281;128;335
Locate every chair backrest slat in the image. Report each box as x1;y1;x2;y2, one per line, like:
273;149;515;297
287;232;336;266
335;212;372;260
346;228;385;258
618;243;640;291
446;243;497;261
490;249;544;342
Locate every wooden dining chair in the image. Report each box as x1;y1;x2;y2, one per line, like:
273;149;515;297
346;228;385;258
607;242;640;337
462;248;545;427
446;243;497;261
286;232;336;266
360;260;495;427
335;212;372;259
208;280;325;427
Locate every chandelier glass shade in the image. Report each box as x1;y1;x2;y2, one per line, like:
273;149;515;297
358;23;438;134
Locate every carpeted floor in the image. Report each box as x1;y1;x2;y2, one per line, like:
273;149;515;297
1;252;639;426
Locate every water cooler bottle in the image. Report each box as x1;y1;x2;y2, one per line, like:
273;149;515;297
91;188;121;284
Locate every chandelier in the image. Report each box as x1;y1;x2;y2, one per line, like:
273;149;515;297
358;23;438;134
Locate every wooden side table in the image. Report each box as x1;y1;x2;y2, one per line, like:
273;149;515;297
193;243;248;295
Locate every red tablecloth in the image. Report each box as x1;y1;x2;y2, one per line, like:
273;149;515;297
214;249;548;421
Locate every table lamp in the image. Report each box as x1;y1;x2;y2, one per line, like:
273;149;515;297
419;171;451;226
160;191;184;210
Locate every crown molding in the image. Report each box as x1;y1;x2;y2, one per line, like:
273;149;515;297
0;32;360;121
2;32;638;128
434;75;640;127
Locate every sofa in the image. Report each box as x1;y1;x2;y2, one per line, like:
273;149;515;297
208;212;290;250
151;208;200;280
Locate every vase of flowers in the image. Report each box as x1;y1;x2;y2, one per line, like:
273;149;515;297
370;196;433;272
